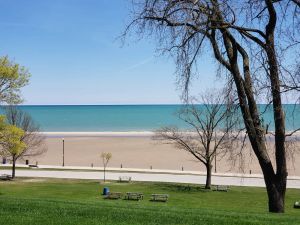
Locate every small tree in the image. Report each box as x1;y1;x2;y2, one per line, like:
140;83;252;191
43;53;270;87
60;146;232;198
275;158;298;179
101;152;112;183
0;56;30;104
0;116;26;178
155;93;237;189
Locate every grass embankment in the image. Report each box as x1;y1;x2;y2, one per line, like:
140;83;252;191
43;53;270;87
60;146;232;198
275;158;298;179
0;178;299;225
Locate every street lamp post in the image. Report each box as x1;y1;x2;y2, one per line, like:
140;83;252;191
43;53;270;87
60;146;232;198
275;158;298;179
62;138;65;167
214;152;217;173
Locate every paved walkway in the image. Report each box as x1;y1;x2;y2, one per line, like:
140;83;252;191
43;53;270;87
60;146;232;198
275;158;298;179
1;166;300;188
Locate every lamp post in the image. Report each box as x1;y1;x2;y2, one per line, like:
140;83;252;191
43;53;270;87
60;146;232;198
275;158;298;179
62;138;65;167
214;151;217;173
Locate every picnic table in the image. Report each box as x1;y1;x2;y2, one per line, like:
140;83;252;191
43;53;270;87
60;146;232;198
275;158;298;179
118;176;131;183
104;192;122;200
150;194;169;202
213;185;230;192
0;174;12;181
29;164;38;168
124;192;144;201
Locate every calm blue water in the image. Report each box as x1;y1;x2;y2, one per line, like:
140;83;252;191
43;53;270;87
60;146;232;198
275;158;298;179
0;105;299;132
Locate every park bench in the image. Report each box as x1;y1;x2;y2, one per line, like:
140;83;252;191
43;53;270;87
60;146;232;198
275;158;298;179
124;192;144;201
0;174;12;181
294;201;300;209
150;194;169;202
104;192;122;200
29;164;38;168
118;176;131;183
213;185;230;192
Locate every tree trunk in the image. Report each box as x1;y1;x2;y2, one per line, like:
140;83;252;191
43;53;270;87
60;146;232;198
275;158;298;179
222;30;287;213
267;183;285;212
262;165;286;213
264;1;287;212
103;168;106;183
205;163;212;189
12;155;16;179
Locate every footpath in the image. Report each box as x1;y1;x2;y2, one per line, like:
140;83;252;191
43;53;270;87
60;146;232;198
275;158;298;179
1;164;300;188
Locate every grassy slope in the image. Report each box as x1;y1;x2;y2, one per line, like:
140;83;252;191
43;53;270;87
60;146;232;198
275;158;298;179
0;178;299;225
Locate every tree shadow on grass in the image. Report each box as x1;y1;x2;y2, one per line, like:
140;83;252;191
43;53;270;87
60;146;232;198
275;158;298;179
151;183;211;193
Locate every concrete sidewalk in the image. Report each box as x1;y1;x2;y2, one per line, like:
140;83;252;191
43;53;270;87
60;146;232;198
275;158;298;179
1;166;300;188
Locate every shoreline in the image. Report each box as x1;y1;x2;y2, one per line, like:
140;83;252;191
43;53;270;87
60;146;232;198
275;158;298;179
42;131;155;137
41;130;300;138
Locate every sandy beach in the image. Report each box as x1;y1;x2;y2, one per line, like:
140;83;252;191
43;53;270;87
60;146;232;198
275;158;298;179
18;132;300;176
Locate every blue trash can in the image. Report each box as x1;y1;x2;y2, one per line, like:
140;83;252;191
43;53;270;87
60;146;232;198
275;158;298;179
103;187;110;195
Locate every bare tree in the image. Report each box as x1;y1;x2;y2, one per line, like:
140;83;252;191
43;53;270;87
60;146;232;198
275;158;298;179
125;0;300;212
155;92;237;189
4;106;46;175
101;152;112;183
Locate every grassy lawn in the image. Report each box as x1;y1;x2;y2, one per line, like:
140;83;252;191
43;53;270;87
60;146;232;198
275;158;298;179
0;178;299;225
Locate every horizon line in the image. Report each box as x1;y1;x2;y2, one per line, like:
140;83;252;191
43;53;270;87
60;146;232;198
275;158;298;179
7;103;299;106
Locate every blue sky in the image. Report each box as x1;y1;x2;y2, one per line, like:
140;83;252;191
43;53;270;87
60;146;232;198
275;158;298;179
0;0;218;105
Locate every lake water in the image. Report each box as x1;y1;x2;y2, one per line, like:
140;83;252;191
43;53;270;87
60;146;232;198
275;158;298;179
0;105;299;132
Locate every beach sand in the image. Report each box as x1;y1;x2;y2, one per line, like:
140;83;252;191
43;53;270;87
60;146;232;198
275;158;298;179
21;133;300;176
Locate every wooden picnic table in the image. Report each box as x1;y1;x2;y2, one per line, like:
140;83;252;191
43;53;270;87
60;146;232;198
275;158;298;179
124;192;144;201
213;185;230;192
0;174;12;181
150;194;169;202
104;192;122;200
29;164;38;168
118;176;131;182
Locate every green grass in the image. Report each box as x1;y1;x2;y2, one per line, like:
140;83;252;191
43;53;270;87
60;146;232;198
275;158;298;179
0;178;299;225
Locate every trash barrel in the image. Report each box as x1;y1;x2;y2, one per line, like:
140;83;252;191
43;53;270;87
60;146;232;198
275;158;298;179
2;158;6;164
103;187;110;195
25;160;29;165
